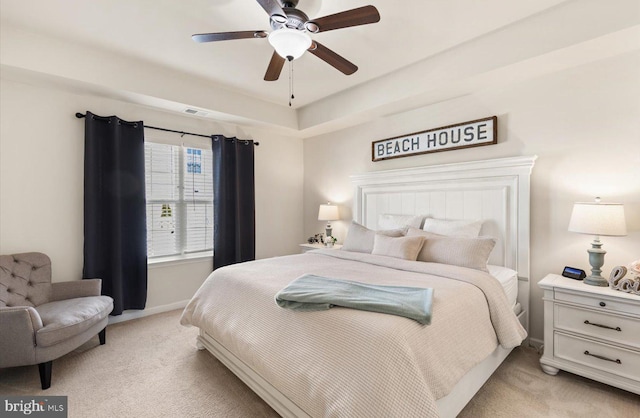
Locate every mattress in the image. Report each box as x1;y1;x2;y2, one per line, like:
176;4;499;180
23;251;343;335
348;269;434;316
488;264;519;308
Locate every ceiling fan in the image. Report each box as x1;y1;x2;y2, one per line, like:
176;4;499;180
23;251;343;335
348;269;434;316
192;0;380;81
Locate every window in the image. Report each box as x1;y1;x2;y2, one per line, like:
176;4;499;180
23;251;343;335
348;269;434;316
145;141;213;259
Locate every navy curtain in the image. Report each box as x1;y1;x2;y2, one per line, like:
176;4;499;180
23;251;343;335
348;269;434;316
212;135;256;270
83;111;147;315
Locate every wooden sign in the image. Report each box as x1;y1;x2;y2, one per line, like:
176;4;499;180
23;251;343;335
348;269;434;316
372;116;497;162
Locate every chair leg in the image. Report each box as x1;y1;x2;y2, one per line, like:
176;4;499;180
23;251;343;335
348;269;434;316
99;327;106;345
38;361;52;390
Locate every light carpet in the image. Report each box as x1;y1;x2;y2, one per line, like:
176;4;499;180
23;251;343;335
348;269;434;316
1;309;638;417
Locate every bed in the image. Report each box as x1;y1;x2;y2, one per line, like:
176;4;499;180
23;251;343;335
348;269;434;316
181;155;537;417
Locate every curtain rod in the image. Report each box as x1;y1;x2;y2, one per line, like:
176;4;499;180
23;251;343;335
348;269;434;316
75;113;259;145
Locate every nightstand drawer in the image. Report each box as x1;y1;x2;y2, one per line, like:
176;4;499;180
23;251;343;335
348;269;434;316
555;290;640;316
555;305;640;348
555;333;640;382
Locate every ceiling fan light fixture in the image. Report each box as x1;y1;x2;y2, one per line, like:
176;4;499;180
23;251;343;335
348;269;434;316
268;28;311;60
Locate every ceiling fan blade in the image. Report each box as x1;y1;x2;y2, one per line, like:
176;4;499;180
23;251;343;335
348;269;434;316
264;51;286;81
310;5;380;33
256;0;286;19
192;31;267;43
308;41;358;75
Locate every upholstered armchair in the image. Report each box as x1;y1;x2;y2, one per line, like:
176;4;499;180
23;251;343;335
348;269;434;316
0;252;114;389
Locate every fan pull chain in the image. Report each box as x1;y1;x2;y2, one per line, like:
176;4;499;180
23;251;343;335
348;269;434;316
288;56;294;107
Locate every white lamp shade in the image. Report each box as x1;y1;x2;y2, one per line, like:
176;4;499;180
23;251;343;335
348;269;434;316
318;204;339;221
568;202;627;236
268;28;312;60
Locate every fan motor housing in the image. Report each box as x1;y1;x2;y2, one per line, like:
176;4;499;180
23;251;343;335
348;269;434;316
271;7;309;31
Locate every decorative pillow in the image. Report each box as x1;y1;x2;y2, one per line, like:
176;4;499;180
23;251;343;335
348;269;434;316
422;217;482;238
405;228;442;240
341;221;405;253
371;235;425;261
406;227;495;272
378;214;424;230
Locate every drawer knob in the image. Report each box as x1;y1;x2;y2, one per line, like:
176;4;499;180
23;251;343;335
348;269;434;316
584;350;621;364
599;301;606;307
584;320;621;332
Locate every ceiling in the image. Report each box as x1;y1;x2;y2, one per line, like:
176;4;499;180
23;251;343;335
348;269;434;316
1;0;638;137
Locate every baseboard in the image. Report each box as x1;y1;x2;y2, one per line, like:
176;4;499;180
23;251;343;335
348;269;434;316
108;300;189;325
528;337;544;352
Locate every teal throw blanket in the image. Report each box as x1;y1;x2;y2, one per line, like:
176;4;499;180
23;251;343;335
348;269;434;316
275;274;434;325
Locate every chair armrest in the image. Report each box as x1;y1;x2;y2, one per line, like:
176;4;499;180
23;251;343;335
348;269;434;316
51;279;102;301
0;306;42;367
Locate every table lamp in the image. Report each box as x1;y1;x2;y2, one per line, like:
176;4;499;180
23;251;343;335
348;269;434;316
318;203;339;238
568;197;627;286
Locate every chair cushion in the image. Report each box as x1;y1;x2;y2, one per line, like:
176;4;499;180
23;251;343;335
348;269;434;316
35;296;113;347
0;253;52;307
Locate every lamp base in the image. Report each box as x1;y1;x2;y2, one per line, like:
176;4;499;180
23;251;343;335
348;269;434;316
583;275;609;287
584;238;608;287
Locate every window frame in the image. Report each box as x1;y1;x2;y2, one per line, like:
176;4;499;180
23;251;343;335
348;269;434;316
145;140;214;263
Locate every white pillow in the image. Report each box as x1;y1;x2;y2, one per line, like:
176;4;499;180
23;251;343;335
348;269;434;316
372;235;425;261
378;214;424;230
406;227;495;272
341;221;405;254
422;217;482;238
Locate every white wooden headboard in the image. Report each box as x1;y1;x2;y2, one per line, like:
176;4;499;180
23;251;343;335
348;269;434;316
351;155;537;331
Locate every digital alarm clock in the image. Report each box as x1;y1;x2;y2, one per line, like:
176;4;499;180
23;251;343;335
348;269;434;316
562;266;586;280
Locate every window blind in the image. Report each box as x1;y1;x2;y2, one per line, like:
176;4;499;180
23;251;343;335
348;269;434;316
145;142;213;258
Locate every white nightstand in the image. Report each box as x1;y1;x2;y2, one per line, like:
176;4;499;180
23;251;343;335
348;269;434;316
538;274;640;394
299;243;343;253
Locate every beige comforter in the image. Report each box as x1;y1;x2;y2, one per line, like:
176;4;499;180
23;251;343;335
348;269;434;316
181;249;526;417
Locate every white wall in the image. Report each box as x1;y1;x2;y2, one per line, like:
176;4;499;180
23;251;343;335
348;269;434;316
0;77;303;312
302;51;640;343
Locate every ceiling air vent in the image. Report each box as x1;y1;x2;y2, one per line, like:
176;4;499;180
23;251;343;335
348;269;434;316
183;108;209;117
